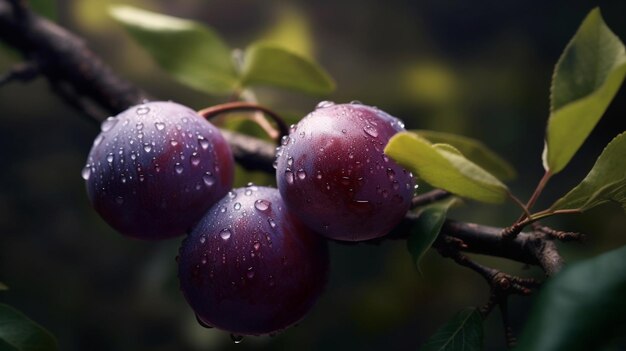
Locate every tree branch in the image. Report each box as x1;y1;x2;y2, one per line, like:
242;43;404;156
0;0;565;276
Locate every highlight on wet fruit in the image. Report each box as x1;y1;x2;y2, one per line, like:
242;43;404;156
177;185;329;337
83;101;234;239
275;101;415;241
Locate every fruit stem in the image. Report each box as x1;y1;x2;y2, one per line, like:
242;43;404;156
198;102;290;146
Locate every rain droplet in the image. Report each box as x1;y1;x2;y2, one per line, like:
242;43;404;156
341;129;347;134
296;169;307;180
244;189;253;196
254;199;270;211
350;100;363;105
220;228;232;240
115;196;124;204
246;268;255;279
198;136;210;150
386;168;396;181
130;152;137;160
136;122;144;130
234;202;241;211
299;131;305;138
253;242;261;251
268;218;277;228
203;173;215;187
81;166;91;180
363;124;378;137
170;140;178;147
199;235;206;244
228;191;236;199
285;170;294;184
287;157;294;167
143;143;152;152
154;122;165;131
190;153;201;166
219;206;227;213
136;106;150;115
175;163;184;174
100;117;117;132
281;135;290;146
316;100;335;109
230;334;243;344
106;153;114;163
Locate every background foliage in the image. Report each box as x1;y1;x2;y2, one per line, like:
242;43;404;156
1;1;625;350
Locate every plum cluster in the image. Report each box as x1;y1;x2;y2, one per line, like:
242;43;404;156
83;100;413;337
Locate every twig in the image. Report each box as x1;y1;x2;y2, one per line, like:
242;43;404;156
0;61;39;85
411;189;450;208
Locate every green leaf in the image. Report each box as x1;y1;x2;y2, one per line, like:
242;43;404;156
420;307;483;351
551;131;626;213
544;8;626;174
516;245;626;351
30;0;57;20
259;6;314;58
415;130;516;181
241;43;335;95
385;132;508;203
0;304;58;351
109;5;238;94
0;282;7;291
408;197;459;273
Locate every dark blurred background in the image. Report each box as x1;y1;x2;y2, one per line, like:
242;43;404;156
1;0;626;350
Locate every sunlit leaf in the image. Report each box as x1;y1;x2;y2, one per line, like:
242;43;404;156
259;6;314;58
544;8;626;174
110;5;238;94
551;132;626;213
0;304;58;351
408;197;459;273
415;130;516;181
241;43;335;95
420;307;483;351
385;132;508;203
516;245;626;351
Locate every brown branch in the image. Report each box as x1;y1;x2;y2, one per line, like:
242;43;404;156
0;0;566;276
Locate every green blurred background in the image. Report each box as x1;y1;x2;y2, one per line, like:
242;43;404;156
1;0;626;350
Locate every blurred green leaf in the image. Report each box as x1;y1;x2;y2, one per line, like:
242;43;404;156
415;130;516;181
385;132;508;203
544;8;626;174
0;304;58;351
241;43;335;95
0;282;7;291
420;307;483;351
550;131;626;213
516;245;626;351
408;197;458;273
109;5;238;94
259;6;314;58
30;0;57;20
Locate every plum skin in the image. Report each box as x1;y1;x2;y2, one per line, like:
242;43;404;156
275;102;414;241
83;101;234;239
178;186;329;336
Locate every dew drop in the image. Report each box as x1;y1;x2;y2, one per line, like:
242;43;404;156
199;235;206;244
296;169;307;180
154;121;165;131
281;135;290;146
136;106;150;115
254;199;270;211
220;228;232;240
234;202;241;211
244;189;253;196
196;315;213;329
202;173;215;187
268;218;277;228
219;206;227;213
198;136;210;150
289;124;297;133
363;124;379;137
115;196;124;205
316;100;335;109
287;157;294;167
341;129;347;134
81;166;91;180
190;153;201;166
100;117;117;132
136;122;144;130
350;100;363;105
143;143;152;153
246;268;255;279
253;242;261;251
285;170;294;184
170;140;178;147
230;334;243;344
299;131;305;138
106;153;114;163
228;191;236;199
175;163;184;174
386;168;396;181
130;152;137;160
